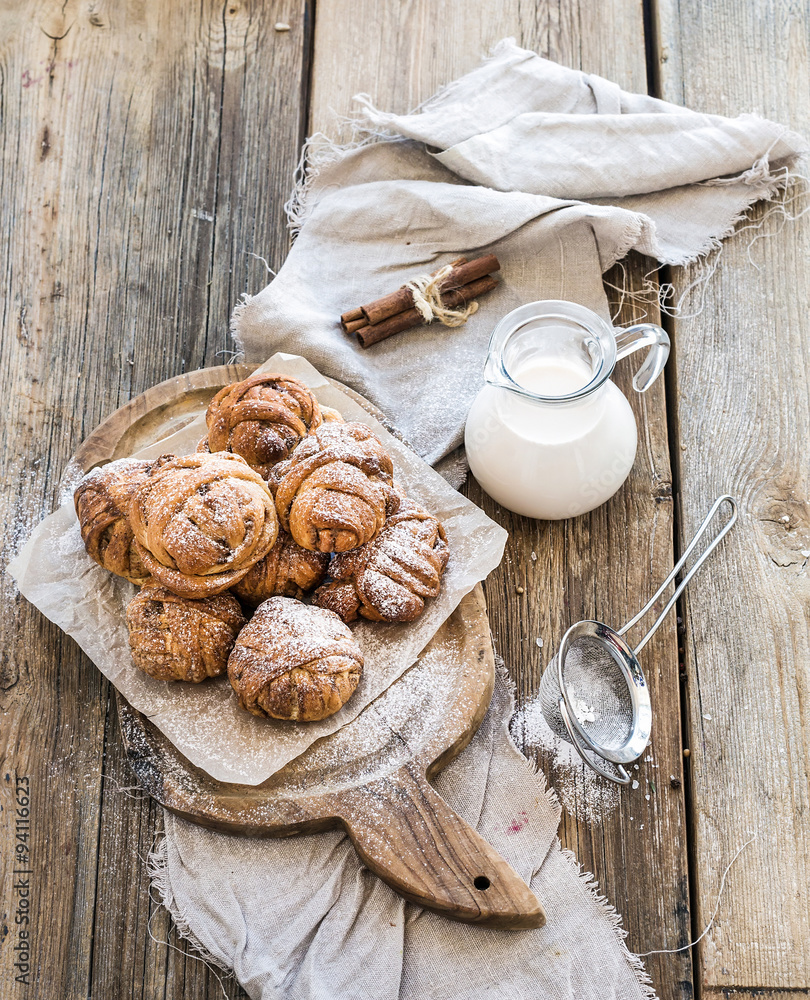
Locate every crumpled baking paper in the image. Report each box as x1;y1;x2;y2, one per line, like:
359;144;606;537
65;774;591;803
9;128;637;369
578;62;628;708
9;354;507;784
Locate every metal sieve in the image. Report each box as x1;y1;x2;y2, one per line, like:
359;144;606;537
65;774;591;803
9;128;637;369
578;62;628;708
540;495;738;784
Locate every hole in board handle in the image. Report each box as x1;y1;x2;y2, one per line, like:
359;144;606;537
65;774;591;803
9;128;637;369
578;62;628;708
473;876;491;891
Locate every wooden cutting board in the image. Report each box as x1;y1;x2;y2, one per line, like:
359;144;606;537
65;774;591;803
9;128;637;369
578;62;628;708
70;364;545;930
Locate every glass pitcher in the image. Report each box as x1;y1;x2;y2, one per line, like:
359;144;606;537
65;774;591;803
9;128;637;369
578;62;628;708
464;301;670;520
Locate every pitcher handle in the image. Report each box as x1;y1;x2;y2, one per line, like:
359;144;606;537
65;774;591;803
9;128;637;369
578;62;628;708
614;323;670;393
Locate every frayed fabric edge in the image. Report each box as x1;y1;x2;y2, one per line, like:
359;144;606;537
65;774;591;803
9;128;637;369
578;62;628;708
612;163;805;272
147;829;234;976
284;124;405;236
284;130;352;236
559;847;660;1000
603;211;654;272
658;162;805;267
500;655;658;1000
230;293;251;356
606;165;809;322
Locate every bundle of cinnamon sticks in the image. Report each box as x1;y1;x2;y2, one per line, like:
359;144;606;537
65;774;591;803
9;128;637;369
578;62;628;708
340;253;500;348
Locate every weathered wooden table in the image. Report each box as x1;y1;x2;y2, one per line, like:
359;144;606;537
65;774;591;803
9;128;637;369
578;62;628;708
2;2;808;998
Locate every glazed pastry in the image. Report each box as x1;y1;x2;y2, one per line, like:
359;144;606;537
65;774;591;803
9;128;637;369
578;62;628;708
129;452;279;599
313;495;449;623
272;421;399;553
228;596;363;721
232;531;330;606
202;373;323;476
74;457;160;584
126;581;246;682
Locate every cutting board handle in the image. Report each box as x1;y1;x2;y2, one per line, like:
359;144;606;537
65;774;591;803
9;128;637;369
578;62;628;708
336;763;545;929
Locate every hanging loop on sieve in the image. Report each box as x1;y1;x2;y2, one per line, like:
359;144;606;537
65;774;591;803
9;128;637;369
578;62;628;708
619;495;738;654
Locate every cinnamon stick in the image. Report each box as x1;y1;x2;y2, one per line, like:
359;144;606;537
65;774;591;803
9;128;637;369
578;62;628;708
343;318;367;335
356;274;498;348
340;257;469;333
340;306;364;326
359;255;495;327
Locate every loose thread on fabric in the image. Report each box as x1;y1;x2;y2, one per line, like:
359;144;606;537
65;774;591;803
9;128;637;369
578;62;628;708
146;831;233;998
104;774;149;802
605;170;810;323
245;250;277;276
607;259;652;325
405;265;480;327
636;833;758;957
215;348;245;363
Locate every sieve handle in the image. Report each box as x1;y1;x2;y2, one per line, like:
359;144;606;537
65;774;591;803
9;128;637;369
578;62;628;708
559;700;632;785
619;495;738;654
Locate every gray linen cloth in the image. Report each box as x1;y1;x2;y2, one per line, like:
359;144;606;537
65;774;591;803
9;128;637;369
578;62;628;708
152;670;657;1000
150;42;806;999
233;38;805;469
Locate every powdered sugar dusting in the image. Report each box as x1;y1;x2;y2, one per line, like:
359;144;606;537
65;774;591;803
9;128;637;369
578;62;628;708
510;694;620;824
143;609;481;813
9;354;507;784
241;596;358;667
60;456;91;506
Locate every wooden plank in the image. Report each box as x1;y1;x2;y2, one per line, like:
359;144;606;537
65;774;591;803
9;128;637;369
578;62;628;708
481;261;692;999
0;1;309;997
655;0;810;992
310;1;647;129
309;6;691;1000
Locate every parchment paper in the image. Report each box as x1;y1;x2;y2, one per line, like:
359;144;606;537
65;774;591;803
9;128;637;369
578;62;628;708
9;354;507;784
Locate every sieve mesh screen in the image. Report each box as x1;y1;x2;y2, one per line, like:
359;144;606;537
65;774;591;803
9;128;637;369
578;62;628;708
539;636;635;752
562;637;635;751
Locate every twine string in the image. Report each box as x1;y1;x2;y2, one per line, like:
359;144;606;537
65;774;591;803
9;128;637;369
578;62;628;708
405;264;479;328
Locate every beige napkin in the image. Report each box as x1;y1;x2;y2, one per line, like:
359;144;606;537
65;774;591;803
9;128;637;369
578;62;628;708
151;42;806;999
151;668;655;1000
233;38;805;470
